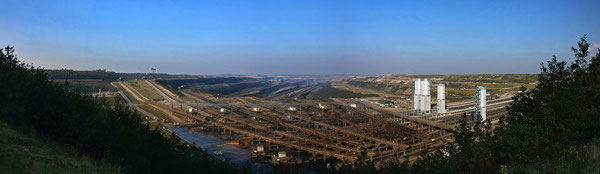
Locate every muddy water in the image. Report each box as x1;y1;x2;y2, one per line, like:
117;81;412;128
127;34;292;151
169;127;273;172
169;127;251;164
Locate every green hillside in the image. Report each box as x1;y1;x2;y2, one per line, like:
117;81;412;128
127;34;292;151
0;122;120;174
1;45;245;174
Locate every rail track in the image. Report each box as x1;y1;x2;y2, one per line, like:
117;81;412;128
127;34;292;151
118;80;512;167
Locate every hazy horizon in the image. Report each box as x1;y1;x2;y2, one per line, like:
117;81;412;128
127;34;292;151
43;68;542;76
2;0;599;75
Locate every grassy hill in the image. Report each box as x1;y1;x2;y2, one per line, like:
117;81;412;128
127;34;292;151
0;122;120;174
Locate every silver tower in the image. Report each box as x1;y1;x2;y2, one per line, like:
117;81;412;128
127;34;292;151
420;79;431;112
475;86;487;121
413;79;421;111
437;84;446;113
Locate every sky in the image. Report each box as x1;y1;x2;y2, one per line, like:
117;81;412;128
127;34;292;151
1;0;599;75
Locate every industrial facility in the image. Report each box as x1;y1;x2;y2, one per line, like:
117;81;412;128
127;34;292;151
413;79;447;114
413;79;490;122
114;78;509;168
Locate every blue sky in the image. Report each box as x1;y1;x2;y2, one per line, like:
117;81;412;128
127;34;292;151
1;0;599;75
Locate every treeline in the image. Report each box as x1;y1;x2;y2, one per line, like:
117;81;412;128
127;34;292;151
0;47;247;173
155;77;255;87
45;69;203;81
46;69;122;81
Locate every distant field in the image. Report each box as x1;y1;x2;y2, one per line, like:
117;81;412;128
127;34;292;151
127;80;164;101
346;80;409;95
54;79;114;93
138;104;171;121
342;74;537;99
447;88;476;96
406;74;538;84
311;84;379;98
445;82;534;90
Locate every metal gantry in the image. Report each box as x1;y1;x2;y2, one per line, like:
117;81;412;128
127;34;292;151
119;80;512;167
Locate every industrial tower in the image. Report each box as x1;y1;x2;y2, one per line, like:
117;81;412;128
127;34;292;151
437;84;446;113
420;79;431;112
413;79;431;112
414;79;421;111
475;86;487;121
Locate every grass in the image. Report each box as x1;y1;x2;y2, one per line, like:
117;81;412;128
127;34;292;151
0;122;120;174
112;82;142;104
521;83;537;89
311;84;379;98
190;89;217;97
154;82;185;97
346;80;409;94
137;104;176;122
447;88;476;96
127;80;164;101
446;97;471;103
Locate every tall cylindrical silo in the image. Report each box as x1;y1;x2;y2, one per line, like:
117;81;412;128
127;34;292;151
414;79;421;111
437;84;446;113
421;79;431;112
475;86;487;121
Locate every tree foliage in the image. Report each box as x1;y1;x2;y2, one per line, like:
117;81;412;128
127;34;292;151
0;46;245;173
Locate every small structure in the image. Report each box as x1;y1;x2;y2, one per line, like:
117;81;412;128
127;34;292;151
188;108;198;114
349;103;357;108
278;151;287;158
318;103;327;109
288;107;297;111
220;108;227;113
252;107;260;112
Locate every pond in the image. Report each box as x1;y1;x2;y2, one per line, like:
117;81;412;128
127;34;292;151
168;127;273;172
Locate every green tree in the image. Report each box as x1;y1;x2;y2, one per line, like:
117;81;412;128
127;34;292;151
1;46;247;173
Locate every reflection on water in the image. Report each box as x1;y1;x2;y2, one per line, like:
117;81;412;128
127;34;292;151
168;127;273;172
169;127;251;165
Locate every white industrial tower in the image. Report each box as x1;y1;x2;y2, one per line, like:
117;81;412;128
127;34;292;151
420;79;431;112
414;79;432;112
475;86;487;121
437;84;446;113
413;79;421;111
